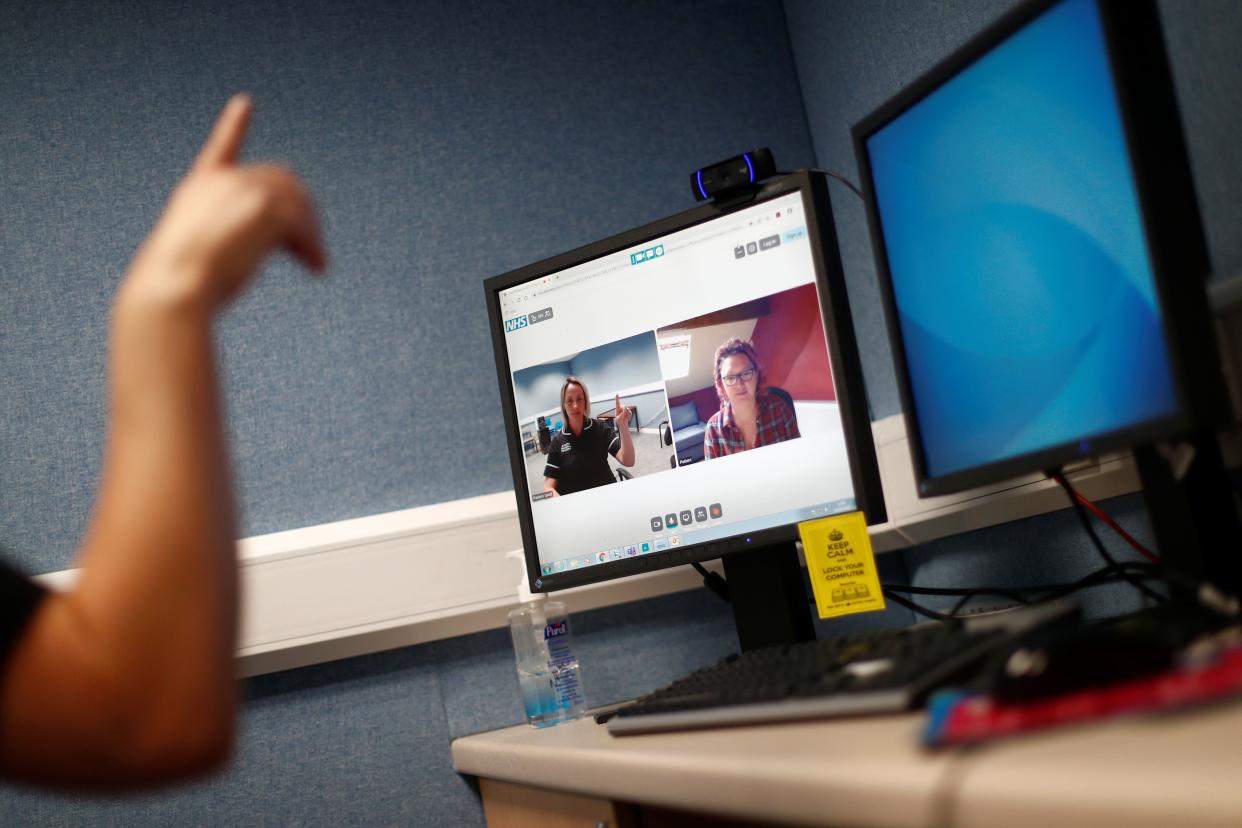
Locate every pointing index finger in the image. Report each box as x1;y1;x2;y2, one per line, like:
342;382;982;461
193;94;253;171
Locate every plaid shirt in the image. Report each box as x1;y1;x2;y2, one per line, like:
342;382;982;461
703;390;800;459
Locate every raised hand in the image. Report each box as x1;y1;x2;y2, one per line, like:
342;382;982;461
614;394;631;430
124;95;326;313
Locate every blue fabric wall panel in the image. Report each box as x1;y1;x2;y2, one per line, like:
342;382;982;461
0;644;484;826
1156;0;1242;280
0;0;815;573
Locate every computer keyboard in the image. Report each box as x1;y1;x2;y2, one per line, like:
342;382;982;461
607;621;1013;735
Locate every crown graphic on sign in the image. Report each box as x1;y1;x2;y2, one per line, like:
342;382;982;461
828;529;844;542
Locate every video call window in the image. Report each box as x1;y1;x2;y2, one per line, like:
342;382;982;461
659;282;835;467
512;331;671;498
507;279;843;507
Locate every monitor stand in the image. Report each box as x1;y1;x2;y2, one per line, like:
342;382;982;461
721;541;817;651
1135;430;1242;601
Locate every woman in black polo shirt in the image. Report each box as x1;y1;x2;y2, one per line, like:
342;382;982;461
542;376;635;496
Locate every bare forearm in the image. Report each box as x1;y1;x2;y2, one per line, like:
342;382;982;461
617;426;635;467
78;279;237;678
0;280;238;786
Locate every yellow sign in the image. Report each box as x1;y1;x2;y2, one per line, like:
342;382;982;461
798;511;885;619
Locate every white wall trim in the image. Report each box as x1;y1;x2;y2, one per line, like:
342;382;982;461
33;416;1149;678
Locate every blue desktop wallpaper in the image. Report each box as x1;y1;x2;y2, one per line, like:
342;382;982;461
866;0;1178;480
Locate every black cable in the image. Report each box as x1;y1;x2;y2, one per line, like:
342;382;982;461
692;561;731;604
883;582;1034;605
1042;562;1163;606
809;168;865;201
882;561;1168;621
1052;471;1167;605
881;587;959;622
774;168;865;201
1051;472;1120;568
882;561;1162;602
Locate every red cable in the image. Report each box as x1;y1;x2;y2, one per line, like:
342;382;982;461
1054;476;1161;563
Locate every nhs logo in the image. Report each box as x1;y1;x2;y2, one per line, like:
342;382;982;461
503;314;529;334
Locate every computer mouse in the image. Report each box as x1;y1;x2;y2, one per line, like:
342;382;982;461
985;605;1213;703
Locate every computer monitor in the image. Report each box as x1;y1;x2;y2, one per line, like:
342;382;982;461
853;0;1238;592
485;171;885;649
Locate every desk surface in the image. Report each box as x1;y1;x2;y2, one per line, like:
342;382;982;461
451;701;1242;828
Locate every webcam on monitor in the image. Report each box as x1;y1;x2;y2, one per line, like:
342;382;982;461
690;148;776;203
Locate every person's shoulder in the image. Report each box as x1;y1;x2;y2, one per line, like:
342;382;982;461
1;556;47;653
761;389;791;411
705;409;724;428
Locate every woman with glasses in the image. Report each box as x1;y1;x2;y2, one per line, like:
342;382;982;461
703;337;800;459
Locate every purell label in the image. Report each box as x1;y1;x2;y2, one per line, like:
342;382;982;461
543;620;569;640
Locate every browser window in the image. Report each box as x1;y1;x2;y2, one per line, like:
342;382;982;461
498;192;859;571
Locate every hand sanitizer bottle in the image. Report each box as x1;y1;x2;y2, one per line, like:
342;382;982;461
506;551;586;727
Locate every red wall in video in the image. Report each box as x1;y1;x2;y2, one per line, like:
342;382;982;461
751;283;835;401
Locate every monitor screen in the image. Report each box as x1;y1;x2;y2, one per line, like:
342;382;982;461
487;174;883;591
855;0;1195;495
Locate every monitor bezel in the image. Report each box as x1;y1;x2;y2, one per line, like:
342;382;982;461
851;0;1225;498
484;170;886;593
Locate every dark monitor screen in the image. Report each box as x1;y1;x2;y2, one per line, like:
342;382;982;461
854;0;1220;497
485;172;884;593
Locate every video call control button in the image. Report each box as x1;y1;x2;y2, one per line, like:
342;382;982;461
710;502;723;519
650;516;664;532
694;506;708;522
679;509;693;525
665;513;678;529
